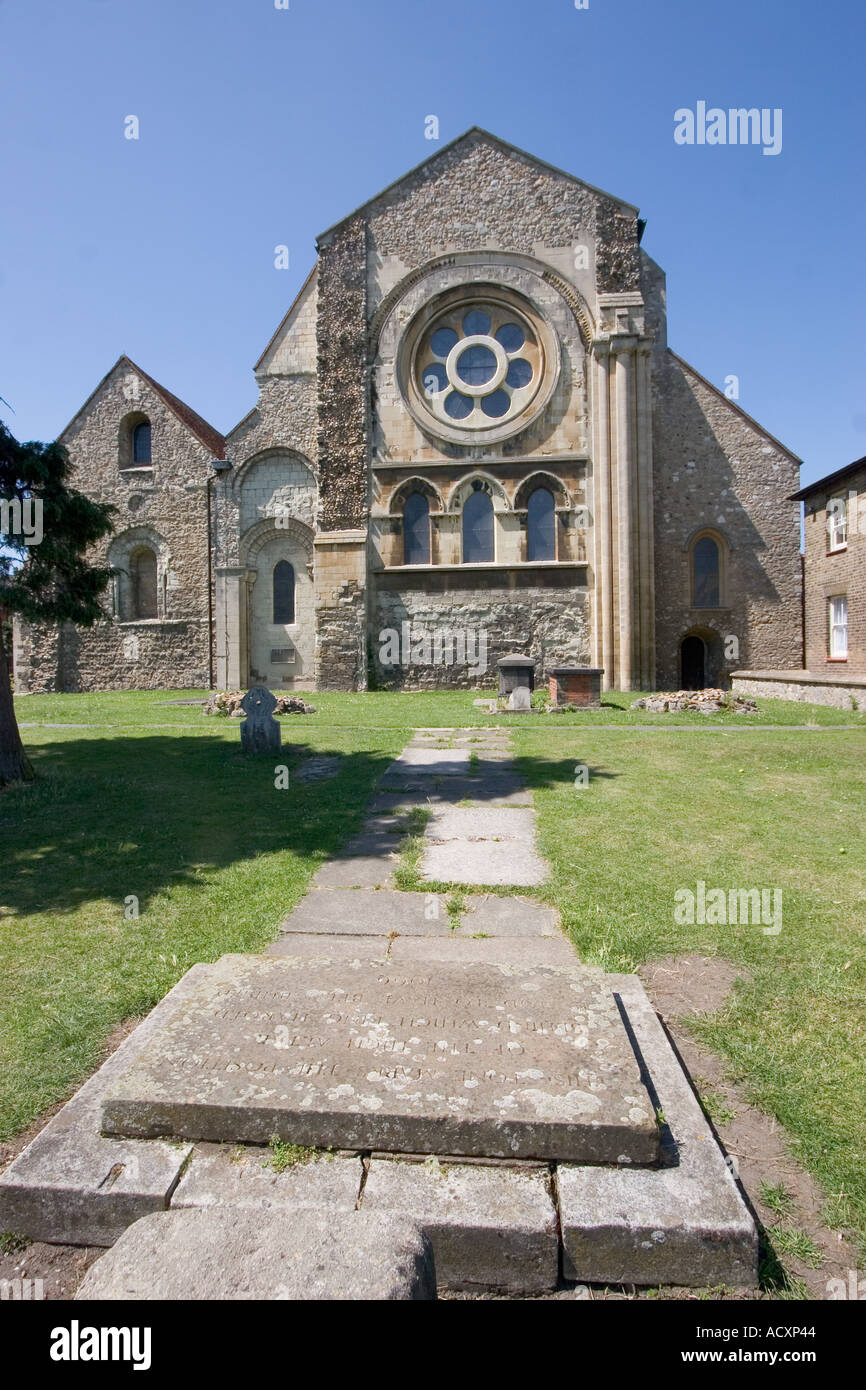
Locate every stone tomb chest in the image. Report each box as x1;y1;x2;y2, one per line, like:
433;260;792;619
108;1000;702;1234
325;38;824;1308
497;654;537;697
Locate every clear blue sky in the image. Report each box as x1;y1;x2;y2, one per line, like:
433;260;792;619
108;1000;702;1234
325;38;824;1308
1;0;864;485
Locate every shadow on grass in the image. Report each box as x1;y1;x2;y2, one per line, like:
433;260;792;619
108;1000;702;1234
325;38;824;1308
0;740;621;919
0;735;395;919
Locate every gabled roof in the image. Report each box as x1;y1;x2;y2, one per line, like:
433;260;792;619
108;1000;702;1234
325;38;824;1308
789;456;866;501
254;263;318;374
669;350;802;465
60;355;226;459
316;126;639;243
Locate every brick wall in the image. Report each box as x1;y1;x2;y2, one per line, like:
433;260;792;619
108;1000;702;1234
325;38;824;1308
801;464;866;675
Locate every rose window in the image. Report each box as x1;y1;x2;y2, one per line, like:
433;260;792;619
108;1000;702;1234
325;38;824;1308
417;304;541;430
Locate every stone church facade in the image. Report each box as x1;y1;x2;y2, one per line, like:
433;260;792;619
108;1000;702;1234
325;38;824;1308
14;129;803;695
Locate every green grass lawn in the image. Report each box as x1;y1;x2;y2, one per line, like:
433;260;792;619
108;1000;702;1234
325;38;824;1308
3;687;865;1259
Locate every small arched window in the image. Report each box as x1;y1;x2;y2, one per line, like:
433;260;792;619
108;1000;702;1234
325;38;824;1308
692;535;721;608
130;547;158;619
462;489;494;563
527;487;556;561
273;560;295;624
132;421;152;465
403;492;430;565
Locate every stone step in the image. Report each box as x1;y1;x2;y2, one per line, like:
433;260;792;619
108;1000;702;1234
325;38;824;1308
100;954;660;1165
557;979;759;1288
75;1207;436;1301
360;1156;558;1293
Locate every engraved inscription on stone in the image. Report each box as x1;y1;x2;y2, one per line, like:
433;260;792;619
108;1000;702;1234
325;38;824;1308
102;955;659;1164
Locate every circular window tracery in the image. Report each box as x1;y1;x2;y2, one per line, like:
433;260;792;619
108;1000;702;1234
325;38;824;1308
416;301;540;433
396;281;562;446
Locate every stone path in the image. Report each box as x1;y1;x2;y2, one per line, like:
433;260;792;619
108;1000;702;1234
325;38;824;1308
1;725;759;1299
268;726;552;954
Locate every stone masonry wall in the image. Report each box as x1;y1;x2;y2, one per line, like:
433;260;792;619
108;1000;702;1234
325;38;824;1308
15;362;214;693
651;352;802;690
316;215;368;530
371;572;590;690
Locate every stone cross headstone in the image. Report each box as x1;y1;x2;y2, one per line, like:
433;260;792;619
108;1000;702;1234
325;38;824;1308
240;686;281;754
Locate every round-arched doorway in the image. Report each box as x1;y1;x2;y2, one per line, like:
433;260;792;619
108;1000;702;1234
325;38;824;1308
680;635;706;690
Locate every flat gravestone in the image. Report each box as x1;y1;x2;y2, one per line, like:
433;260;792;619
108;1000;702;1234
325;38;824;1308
294;755;340;784
240;686;280;754
101;954;659;1164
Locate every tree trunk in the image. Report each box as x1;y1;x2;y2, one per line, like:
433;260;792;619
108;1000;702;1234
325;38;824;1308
0;620;33;785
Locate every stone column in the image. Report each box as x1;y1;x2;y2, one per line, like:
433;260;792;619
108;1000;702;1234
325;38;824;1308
591;343;615;688
635;345;656;689
214;566;251;690
612;339;637;691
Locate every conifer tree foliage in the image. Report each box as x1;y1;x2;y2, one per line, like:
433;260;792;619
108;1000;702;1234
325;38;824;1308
0;420;115;784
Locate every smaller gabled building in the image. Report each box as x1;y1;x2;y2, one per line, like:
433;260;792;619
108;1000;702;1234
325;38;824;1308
793;458;866;675
733;456;866;709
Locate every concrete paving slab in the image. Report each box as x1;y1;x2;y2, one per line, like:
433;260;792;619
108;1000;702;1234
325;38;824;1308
310;835;398;888
461;895;561;937
385;748;471;775
172;1143;362;1212
361;1157;558;1292
101;954;659;1164
279;888;450;937
0;969;211;1246
426;807;538;843
76;1207;437;1301
422;838;548;887
388;937;576;966
557;978;759;1288
266;933;391;958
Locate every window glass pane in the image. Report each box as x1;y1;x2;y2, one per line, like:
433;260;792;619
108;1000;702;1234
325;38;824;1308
421;363;448;396
506;359;533;389
403;492;430;565
462;309;491;337
430;327;458;358
456;344;497;386
132;422;151;464
462;490;494;563
829;597;848;657
273;560;295;624
527;487;556;561
496;323;525;352
480;389;509;419
693;536;720;607
445;391;473;420
131;549;157;619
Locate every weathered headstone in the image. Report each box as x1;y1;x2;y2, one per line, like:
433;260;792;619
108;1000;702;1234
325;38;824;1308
239;686;280;754
507;685;531;712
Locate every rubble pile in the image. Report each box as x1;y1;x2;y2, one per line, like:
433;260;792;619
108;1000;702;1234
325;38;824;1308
202;691;316;718
631;688;758;714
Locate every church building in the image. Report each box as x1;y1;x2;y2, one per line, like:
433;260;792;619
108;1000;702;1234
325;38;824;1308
14;129;804;695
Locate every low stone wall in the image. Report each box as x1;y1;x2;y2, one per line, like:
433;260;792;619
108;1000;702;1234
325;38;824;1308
732;670;866;712
14;617;210;693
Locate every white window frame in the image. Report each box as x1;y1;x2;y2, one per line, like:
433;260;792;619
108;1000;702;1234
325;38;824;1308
829;596;848;659
827;498;848;552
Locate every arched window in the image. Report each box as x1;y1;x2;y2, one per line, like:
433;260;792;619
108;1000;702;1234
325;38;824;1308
527;487;556;561
132;421;152;465
462;489;495;563
403;492;430;565
273;560;295;624
130;547;158;619
692;535;721;607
